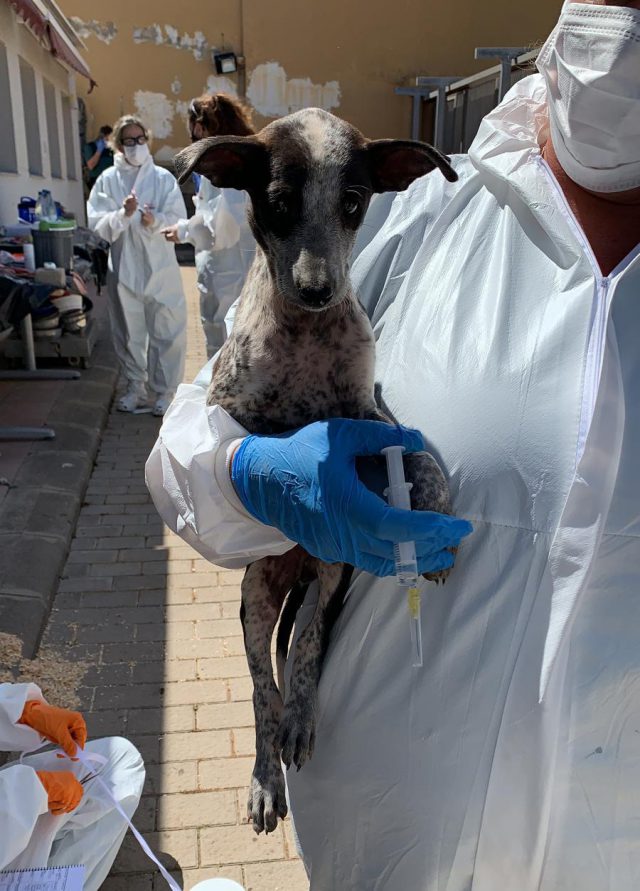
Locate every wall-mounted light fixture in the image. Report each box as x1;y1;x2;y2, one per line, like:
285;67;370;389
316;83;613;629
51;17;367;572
212;50;238;74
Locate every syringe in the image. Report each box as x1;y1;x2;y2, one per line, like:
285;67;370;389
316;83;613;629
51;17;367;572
381;445;423;668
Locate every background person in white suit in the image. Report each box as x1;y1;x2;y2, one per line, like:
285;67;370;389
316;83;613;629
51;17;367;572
162;93;256;358
88;115;188;417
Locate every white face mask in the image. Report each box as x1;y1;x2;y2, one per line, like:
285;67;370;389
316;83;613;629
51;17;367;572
537;2;640;193
123;143;151;167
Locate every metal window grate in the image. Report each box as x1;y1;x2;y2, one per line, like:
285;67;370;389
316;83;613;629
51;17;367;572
61;94;77;180
19;58;42;176
0;43;18;173
43;78;62;178
397;50;538;152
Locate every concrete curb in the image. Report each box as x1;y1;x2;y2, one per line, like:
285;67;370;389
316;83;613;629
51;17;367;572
0;316;119;657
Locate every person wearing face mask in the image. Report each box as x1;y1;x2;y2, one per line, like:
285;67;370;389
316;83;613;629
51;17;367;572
87;115;188;416
146;1;640;888
82;125;114;194
161;93;256;358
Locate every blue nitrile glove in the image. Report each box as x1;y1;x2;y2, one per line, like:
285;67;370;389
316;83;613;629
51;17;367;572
95;138;106;152
231;418;473;577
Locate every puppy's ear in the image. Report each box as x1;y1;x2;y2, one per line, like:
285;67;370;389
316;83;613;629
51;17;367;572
365;139;458;193
174;135;268;190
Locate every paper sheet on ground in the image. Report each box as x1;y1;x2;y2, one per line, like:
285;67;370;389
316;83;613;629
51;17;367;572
0;865;84;890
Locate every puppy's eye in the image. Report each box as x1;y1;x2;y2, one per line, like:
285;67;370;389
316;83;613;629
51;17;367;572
343;191;362;216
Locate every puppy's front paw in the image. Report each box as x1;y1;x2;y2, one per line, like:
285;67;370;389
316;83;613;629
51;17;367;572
279;694;316;771
247;760;287;834
423;547;457;585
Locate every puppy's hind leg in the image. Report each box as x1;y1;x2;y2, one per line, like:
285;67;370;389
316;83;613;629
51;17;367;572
242;548;307;834
275;579;311;696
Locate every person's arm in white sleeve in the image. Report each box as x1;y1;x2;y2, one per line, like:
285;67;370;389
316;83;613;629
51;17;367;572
142;175;188;234
0;682;46;751
0;765;49;870
87;174;133;243
145;376;295;568
177;212;215;252
0;683;51;869
199;183;223;238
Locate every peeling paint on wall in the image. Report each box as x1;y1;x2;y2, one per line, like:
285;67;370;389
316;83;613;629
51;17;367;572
133;91;174;139
205;75;238;97
175;100;190;118
154;145;178;162
133;24;209;61
69;17;117;44
247;62;341;117
171;77;182;95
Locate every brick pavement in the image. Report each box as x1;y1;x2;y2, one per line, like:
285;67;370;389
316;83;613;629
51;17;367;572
0;288;119;654
42;268;308;891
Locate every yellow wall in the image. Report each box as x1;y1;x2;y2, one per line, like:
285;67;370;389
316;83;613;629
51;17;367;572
59;0;561;155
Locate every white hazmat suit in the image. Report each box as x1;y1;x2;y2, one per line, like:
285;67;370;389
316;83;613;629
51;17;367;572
177;177;255;357
146;73;640;890
88;153;188;399
0;683;144;890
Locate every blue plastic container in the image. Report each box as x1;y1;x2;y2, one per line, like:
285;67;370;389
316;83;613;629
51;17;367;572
18;196;36;224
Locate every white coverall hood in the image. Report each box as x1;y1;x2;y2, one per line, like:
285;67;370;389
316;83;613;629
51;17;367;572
146;74;640;890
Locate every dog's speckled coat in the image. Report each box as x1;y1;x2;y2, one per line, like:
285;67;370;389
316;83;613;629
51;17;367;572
175;108;458;835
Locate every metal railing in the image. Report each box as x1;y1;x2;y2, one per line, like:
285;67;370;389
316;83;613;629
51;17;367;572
396;47;538;153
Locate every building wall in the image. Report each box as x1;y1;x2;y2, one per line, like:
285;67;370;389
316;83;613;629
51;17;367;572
0;2;85;226
59;0;561;158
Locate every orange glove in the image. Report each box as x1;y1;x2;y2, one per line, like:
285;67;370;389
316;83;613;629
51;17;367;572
19;701;87;757
36;770;83;815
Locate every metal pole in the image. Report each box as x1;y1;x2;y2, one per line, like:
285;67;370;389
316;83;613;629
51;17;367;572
414;77;461;150
411;94;422;140
0;427;55;441
20;314;36;371
435;86;447;151
474;47;529;101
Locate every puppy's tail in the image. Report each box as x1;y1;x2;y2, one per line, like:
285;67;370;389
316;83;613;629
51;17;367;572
276;580;310;696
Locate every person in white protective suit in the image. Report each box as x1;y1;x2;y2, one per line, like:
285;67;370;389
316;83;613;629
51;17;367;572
161;94;256;358
87;115;188;417
146;0;640;887
0;682;144;889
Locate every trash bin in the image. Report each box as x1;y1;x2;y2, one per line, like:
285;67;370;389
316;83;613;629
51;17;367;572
32;227;75;270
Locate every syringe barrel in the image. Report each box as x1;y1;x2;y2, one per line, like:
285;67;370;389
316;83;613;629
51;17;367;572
385;483;412;512
381;445;407;490
395;540;418;580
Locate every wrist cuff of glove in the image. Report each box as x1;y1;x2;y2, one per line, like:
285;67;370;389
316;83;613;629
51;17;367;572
18;699;46;735
212;435;262;525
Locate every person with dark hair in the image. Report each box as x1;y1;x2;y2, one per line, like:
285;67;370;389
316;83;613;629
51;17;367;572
83;124;114;190
161;93;256;356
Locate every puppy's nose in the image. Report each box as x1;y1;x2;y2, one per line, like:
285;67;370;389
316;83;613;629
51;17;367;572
298;285;333;307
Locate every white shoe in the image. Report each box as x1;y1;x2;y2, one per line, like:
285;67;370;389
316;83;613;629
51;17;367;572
116;385;150;413
152;393;174;417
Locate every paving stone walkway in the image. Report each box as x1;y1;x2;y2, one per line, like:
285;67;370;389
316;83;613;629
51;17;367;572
42;268;308;891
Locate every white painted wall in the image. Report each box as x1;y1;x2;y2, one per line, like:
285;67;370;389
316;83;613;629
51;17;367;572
0;2;86;227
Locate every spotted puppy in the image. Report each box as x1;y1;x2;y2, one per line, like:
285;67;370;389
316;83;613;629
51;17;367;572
174;108;457;835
